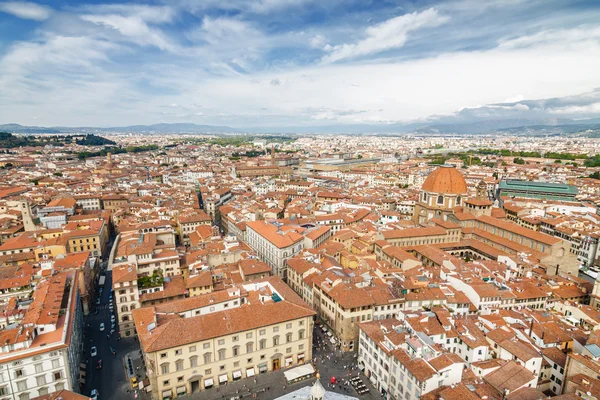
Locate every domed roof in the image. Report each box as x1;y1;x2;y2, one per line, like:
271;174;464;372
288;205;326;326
421;165;467;195
311;378;326;399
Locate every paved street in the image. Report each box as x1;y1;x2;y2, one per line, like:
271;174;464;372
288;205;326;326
82;270;151;400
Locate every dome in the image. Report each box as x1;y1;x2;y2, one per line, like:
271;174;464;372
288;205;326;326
421;165;467;195
311;378;326;399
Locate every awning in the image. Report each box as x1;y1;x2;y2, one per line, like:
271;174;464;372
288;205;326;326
219;374;228;384
327;331;333;337
233;370;242;379
284;364;315;383
176;386;186;394
285;357;293;366
246;368;255;377
258;363;268;372
204;378;214;388
161;390;172;398
330;337;336;344
297;353;305;359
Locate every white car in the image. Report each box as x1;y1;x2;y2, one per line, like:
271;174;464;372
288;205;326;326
91;346;97;357
90;388;99;400
110;315;115;322
99;323;105;332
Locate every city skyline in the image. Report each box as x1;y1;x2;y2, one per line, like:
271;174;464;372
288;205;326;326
2;0;600;129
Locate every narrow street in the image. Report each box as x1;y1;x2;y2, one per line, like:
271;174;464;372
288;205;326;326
82;270;150;400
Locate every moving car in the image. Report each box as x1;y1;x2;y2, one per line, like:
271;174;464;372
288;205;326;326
95;298;101;305
99;323;105;332
91;346;97;357
109;346;116;355
96;359;103;369
90;389;99;400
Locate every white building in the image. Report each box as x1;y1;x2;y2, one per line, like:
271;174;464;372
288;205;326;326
0;271;84;400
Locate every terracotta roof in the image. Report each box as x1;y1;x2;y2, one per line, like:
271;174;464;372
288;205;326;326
32;389;91;400
421;165;468;195
483;361;535;393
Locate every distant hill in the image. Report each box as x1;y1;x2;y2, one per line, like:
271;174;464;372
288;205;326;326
0;131;115;148
2;119;600;135
0;123;240;134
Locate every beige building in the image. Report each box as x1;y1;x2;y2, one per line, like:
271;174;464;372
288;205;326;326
112;264;140;337
133;277;315;400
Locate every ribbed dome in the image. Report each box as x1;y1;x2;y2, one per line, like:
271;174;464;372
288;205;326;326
311;379;326;399
422;165;467;195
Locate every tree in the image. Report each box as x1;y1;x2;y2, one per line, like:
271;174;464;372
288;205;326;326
590;171;600;180
513;157;525;165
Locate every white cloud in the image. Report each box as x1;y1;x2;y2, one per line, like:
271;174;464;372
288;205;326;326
322;8;449;63
78;4;176;23
549;103;600;115
499;26;600;49
81;14;178;52
0;1;51;21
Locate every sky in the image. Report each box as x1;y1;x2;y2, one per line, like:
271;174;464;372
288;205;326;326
1;0;600;129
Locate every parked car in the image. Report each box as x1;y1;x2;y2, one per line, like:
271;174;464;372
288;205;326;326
91;346;97;357
110;315;115;322
95;298;101;305
99;323;105;332
90;389;99;400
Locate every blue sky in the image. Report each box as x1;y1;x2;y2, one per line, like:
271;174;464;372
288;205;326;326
1;0;600;128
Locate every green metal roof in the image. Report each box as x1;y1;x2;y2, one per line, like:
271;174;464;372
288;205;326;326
498;180;578;195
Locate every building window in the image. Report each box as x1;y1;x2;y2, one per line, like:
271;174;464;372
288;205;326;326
218;339;225;346
189;346;196;352
204;353;212;364
218;349;226;360
273;336;280;346
233;346;240;357
190;356;198;368
246;342;253;353
437;195;444;205
259;339;267;350
16;381;27;391
36;375;46;386
286;333;292;343
161;364;169;375
175;349;182;356
299;329;305;339
246;333;252;339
